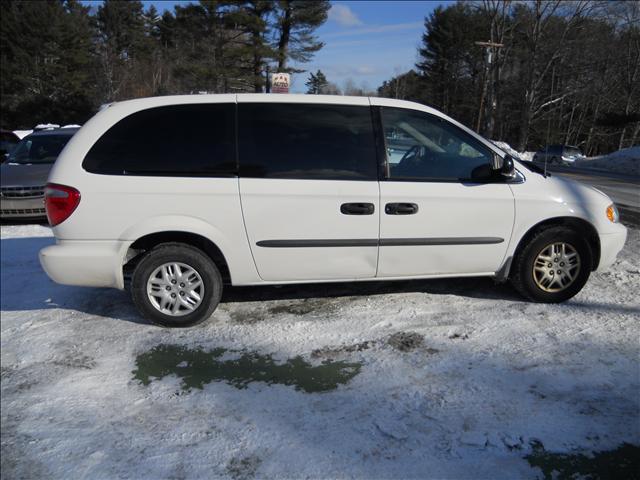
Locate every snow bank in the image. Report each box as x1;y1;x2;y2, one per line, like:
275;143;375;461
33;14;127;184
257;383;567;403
491;140;534;162
575;146;640;176
34;123;60;130
13;130;33;139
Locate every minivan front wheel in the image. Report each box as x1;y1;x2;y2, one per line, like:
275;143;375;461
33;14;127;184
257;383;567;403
511;227;592;303
131;243;222;327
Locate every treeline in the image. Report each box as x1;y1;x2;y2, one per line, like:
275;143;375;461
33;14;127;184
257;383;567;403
378;1;640;155
0;0;329;128
2;0;637;154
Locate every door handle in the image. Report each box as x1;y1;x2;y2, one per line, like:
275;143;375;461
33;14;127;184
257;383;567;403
385;203;418;215
340;203;375;215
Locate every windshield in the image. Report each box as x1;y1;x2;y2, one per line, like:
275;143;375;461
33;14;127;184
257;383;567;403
7;134;72;165
0;132;19;155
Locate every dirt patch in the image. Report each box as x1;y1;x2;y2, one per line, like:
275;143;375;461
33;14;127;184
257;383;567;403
388;332;426;352
228;308;265;325
313;333;438;358
132;344;362;393
311;341;374;359
51;352;96;370
525;440;640;480
268;298;337;316
1;364;44;394
447;329;470;340
226;454;262;480
227;297;339;324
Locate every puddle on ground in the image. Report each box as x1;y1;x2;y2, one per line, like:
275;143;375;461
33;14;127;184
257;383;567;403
525;440;640;480
132;344;362;393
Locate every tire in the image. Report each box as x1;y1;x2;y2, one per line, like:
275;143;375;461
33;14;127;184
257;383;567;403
131;242;222;327
510;227;592;303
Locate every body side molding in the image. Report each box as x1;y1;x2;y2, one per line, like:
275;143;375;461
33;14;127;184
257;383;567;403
257;237;504;248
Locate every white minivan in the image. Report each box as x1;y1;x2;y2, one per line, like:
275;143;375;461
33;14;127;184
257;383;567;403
39;94;627;327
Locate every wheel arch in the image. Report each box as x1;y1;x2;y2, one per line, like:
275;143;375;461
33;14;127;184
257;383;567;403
501;216;600;281
124;231;232;286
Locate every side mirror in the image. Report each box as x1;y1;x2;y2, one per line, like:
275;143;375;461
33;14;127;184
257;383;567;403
470;163;494;182
500;154;516;179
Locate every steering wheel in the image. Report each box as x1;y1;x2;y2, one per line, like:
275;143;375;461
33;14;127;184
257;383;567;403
399;145;422;164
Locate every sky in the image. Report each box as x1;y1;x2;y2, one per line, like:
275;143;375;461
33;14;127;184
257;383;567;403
89;0;450;93
289;1;450;93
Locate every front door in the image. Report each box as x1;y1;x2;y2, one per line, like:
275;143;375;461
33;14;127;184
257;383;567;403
374;102;515;277
238;98;380;281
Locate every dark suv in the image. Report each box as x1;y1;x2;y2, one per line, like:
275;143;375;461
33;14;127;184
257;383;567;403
533;145;585;166
1;127;78;220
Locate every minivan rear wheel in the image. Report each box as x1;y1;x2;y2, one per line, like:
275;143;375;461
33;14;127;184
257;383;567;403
131;243;222;327
510;227;592;303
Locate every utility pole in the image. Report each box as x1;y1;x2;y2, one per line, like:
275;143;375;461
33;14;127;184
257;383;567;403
265;65;271;93
475;41;503;137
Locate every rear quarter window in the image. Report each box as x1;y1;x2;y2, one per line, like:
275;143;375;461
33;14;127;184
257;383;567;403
83;104;236;176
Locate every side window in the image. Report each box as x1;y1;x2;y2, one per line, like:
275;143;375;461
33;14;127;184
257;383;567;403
238;103;377;180
381;107;493;181
83;104;236;176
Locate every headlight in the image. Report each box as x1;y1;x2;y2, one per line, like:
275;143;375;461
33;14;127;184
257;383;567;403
606;204;619;223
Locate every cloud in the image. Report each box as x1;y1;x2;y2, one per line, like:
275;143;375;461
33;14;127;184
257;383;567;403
316;64;383;77
322;39;377;49
328;4;363;27
324;21;423;39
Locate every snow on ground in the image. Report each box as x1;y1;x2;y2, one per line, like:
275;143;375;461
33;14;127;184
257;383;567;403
491;140;535;162
575;146;640;176
1;225;639;479
492;141;639;177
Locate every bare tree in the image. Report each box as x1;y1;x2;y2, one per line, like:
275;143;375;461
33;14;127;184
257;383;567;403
514;0;594;150
475;0;516;138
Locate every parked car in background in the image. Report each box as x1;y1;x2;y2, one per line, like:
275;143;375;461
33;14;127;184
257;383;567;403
0;130;20;159
38;94;626;327
533;145;585;165
1;127;79;220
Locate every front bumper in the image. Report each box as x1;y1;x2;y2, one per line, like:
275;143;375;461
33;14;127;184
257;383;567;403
39;240;130;290
597;226;627;271
0;196;46;218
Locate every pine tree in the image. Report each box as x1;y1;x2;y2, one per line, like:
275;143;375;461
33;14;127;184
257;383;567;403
0;0;95;127
244;1;276;92
274;1;330;72
305;69;328;94
415;4;487;125
95;0;147;101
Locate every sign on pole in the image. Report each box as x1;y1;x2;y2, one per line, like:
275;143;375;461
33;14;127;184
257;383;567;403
271;73;290;94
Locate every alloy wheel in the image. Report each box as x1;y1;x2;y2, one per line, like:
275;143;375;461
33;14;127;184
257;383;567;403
532;242;581;293
146;262;204;316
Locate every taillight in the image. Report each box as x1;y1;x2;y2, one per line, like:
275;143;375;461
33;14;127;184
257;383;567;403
45;183;81;226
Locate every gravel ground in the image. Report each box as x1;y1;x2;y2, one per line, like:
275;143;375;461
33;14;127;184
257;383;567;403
1;223;639;479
